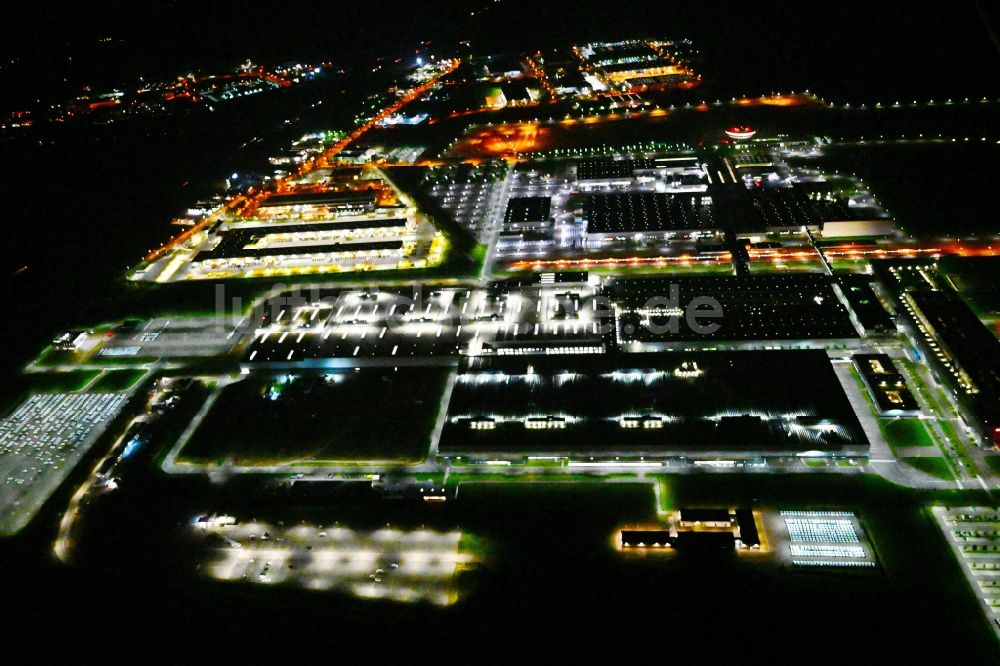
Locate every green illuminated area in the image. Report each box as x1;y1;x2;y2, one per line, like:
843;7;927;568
26;370;103;393
88;369;149;392
879;418;935;451
902;456;954;481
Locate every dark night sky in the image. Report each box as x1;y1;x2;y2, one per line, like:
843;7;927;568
2;1;999;105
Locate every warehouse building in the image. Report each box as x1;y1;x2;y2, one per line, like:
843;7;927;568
853;353;919;415
503;196;552;232
903;289;1000;447
583;191;715;245
257;189;379;218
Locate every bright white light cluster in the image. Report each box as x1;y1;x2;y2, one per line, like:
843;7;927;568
199;520;475;606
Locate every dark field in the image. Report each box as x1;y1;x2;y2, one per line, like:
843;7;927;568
433;101;1000;159
788;141;1000;238
33;470;997;661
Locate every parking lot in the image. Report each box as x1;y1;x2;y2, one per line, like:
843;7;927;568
493;156;727;270
430;177;508;242
931;506;1000;638
0;392;129;534
197;516;476;605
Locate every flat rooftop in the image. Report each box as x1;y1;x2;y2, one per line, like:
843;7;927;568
196;238;403;262
260;189;377;208
706;182;765;235
585;192;711;235
621;530;672;548
751;186;852;229
577;158;656;181
853;353;919;413
735;509;760;547
178;369;449;463
504;196;551;225
194;219;410;262
836;275;895;335
673;531;735;553
439;350;869;457
587;46;659;67
608;274;858;342
907;289;1000;429
679;508;732;524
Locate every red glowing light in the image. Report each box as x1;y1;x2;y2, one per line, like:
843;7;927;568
724;126;757;140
